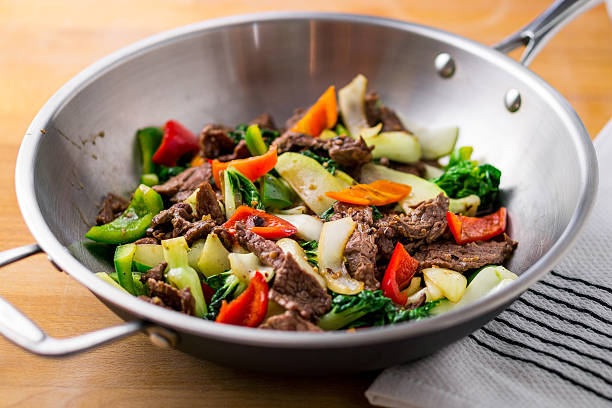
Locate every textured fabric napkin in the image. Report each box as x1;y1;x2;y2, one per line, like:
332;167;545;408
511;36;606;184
366;120;612;408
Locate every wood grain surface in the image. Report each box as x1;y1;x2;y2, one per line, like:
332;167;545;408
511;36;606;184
0;1;611;407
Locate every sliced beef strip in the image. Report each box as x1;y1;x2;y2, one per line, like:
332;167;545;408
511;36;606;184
375;193;449;261
344;222;379;290
96;193;129;225
273;131;327;154
217;139;251;162
140;262;167;283
212;225;234;251
259;310;323;332
153;163;213;203
327;136;373;170
234;224;331;319
285;108;305;130
329;202;374;225
147;202;216;245
274;132;372;170
147;278;196;316
364;92;408;132
133;237;159;245
196;182;224;224
412;233;518;272
138;296;169;309
249;113;277;131
199;124;236;159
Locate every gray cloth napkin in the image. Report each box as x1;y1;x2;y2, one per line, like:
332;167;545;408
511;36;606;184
366;119;612;408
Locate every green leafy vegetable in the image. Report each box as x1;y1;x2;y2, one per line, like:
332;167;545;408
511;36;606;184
226;166;265;210
158;165;187;182
318;291;442;330
299;150;340;175
299;240;319;266
335;123;350;137
205;271;247;320
434;147;501;212
318;290;392;331
261;173;294;210
320;206;335;222
229;124;280;146
371;206;383;221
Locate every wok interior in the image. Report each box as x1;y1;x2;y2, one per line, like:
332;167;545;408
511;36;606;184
31;17;585;277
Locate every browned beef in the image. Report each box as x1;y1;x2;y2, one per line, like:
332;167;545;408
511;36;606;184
133;237;159;245
364;92;408;132
196;182;224;224
273;131;327;154
140;262;167;283
199;124;236;159
147;278;195;316
259;311;323;332
376;193;449;260
405;291;426;310
412;234;517;272
234;224;331;319
329;202;374;225
138;296;169;308
153;163;212;203
269;253;331;319
147;202;216;245
217;139;250;162
285;108;305;130
344;223;379;290
212;225;234;250
96;193;129;225
249;113;277;131
274;132;372;170
327;136;373;170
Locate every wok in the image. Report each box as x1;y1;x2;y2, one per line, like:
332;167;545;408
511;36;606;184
0;0;599;373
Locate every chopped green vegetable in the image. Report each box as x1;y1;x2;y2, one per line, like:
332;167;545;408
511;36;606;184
205;271;247;320
335;123;349;137
244;124;267;156
434;147;501;213
320;206;335;221
261;173;294;210
96;272;128;292
162;237;207;317
226;166;265;210
85;184;164;244
137;127;164;185
318;290;392;330
108;271;146;296
229;123;280;146
299;150;340;175
371;206;383;221
391;300;442;323
158;165;187;182
299;240;319;266
113;244;137;295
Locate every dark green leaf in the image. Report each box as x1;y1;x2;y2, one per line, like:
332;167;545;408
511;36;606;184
300;150;340;175
320;206;335;221
226;167;265;210
299;240;319;266
371;206;383;221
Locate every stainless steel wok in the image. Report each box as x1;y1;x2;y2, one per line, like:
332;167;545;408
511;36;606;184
0;0;599;373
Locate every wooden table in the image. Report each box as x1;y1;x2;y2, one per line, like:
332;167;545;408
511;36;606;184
1;1;610;406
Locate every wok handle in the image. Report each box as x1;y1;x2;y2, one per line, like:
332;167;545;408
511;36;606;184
0;244;152;357
493;0;602;66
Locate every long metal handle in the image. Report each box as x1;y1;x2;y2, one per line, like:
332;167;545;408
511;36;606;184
0;244;149;356
494;0;602;66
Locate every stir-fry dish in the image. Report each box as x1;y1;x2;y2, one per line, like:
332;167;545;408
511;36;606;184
88;74;518;331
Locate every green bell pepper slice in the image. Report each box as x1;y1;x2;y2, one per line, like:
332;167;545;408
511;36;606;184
113;244;137;294
85;184;164;244
244;124;267;156
261;173;293;210
137;127;163;185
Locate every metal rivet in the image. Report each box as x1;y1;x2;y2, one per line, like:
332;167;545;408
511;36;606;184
146;326;179;349
504;89;522;113
434;53;456;78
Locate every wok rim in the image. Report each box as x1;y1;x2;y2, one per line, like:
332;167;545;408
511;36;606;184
15;11;598;349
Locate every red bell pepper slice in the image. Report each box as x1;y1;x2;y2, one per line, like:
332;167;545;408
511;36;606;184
381;243;419;306
211;145;278;188
152;120;200;167
216;272;269;327
223;206;297;239
447;207;507;245
201;281;215;305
